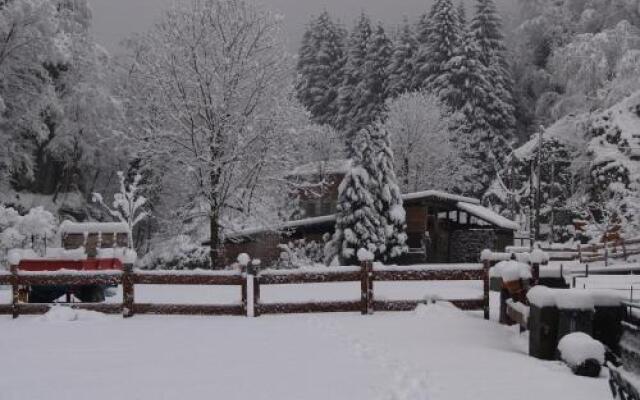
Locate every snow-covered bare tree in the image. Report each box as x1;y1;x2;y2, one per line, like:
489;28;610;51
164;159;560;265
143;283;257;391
380;91;468;193
121;0;295;267
92;171;149;248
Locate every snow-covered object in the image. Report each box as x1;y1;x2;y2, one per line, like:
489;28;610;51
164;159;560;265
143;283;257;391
251;259;261;266
59;221;130;235
492;261;531;282
237;253;251;267
96;248;137;264
40;306;106;322
555;291;595;311
529;249;548;264
45;247;87;260
455;202;519;230
558;333;605;367
480;249;493;261
403;190;479;205
527;286;557;308
357;248;375;262
7;248;38;266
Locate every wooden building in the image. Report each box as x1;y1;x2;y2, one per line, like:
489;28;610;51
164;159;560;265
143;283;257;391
220;160;518;266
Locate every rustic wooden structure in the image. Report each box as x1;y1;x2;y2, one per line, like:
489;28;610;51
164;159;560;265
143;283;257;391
1;262;491;319
60;221;130;257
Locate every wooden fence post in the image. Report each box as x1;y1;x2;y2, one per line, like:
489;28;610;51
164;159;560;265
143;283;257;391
11;264;19;319
253;274;260;317
241;274;248;316
531;262;540;286
122;263;134;318
623;239;628;261
367;262;374;314
360;261;372;315
483;259;490;320
578;244;582;263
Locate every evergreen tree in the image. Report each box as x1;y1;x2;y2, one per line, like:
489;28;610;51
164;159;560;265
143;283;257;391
469;0;515;134
413;0;462;91
457;2;467;27
387;17;417;97
369;125;408;260
327;128;384;264
295;11;346;128
336;13;373;155
350;23;392;130
440;31;508;196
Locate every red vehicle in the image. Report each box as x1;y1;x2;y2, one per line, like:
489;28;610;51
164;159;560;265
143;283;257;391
17;258;124;303
15;221;131;303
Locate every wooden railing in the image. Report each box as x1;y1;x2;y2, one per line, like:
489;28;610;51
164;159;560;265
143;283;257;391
506;237;640;264
0;261;490;319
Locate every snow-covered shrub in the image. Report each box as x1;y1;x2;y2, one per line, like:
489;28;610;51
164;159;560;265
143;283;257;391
0;205;57;267
558;332;605;377
139;235;209;270
278;239;325;269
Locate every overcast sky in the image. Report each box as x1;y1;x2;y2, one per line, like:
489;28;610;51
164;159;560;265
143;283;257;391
88;0;515;53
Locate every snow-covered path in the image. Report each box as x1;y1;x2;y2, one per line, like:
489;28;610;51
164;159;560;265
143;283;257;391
0;301;610;400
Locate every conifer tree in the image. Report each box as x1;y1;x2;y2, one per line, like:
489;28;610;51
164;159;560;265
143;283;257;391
336;13;373;155
387;17;417;97
327;128;384;264
369;125;408;260
296;12;347;128
350;23;392;130
457;2;467;27
469;0;515;134
413;0;462;91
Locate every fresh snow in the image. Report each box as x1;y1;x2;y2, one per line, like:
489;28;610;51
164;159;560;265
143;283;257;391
0;291;610;400
558;332;606;367
402;190;480;205
59;221;131;234
456;202;520;230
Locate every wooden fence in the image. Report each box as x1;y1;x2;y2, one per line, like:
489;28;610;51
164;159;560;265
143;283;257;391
506;237;640;264
0;262;489;319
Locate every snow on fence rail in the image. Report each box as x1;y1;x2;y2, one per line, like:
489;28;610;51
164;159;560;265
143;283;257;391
504;237;640;264
0;261;490;319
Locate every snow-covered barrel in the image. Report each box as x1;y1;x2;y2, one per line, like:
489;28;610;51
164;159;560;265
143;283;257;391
59;221;130;257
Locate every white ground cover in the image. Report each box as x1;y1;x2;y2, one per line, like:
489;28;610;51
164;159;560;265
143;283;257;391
0;285;610;400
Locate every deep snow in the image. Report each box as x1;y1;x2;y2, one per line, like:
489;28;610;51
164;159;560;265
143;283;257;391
0;286;610;400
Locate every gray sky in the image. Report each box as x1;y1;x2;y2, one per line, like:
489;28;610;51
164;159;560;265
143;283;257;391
88;0;515;53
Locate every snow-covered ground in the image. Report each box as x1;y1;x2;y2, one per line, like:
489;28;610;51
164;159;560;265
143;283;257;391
0;285;610;400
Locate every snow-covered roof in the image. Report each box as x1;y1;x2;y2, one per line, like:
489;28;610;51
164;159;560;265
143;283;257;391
225;215;337;240
456;202;519;230
402;190;480;205
59;221;130;235
289;159;352;177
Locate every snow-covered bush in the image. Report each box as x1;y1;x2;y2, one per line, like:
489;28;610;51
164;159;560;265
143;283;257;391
139;235;209;270
278;239;325;269
92;171;149;248
0;205;57;267
558;332;605;377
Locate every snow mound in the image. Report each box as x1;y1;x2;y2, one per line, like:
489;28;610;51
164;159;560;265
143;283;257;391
357;248;374;262
558;332;605;367
527;286;557;308
40;306;107;322
555;291;595;311
237;253;251;266
491;261;531;282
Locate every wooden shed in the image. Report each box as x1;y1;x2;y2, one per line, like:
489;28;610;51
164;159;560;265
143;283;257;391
59;221;130;258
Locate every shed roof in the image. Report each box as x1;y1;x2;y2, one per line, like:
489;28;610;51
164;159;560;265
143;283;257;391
456;202;519;230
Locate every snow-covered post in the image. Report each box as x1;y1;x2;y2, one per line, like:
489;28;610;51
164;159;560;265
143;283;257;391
122;263;135;318
10;262;18;319
481;249;492;320
530;249;546;286
358;249;374;315
238;254;252;317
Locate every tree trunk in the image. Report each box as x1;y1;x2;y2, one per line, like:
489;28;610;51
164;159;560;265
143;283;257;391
209;209;222;269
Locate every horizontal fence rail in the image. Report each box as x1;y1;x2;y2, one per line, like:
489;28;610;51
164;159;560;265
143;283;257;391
1;261;490;319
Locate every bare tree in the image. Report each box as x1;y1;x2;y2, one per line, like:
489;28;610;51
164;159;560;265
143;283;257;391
121;0;295;267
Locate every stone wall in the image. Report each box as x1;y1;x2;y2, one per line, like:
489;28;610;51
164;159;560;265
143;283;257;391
449;229;497;263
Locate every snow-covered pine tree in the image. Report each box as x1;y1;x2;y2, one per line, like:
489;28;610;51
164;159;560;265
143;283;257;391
326;128;384;264
439;30;508;196
469;0;515;135
349;23;392;131
411;10;433;90
387;17;417;97
295;11;346;128
369;125;408;261
336;13;373;155
457;2;467;27
414;0;462;91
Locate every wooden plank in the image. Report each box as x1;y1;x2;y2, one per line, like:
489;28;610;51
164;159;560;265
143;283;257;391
0;304;13;315
373;269;484;282
373;299;484;312
258;271;361;285
506;302;528;330
16;274;122;286
257;301;362;315
0;274;11;285
133;273;243;285
133;303;244;316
